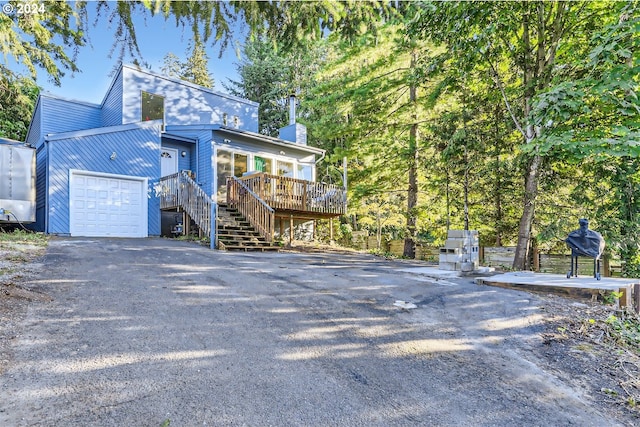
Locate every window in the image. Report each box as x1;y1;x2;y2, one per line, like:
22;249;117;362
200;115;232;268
216;150;232;199
277;160;294;178
298;164;313;181
234;153;248;177
233;115;239;128
222;113;228;126
254;156;273;174
141;91;164;122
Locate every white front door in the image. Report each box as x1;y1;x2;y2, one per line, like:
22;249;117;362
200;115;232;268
161;148;179;177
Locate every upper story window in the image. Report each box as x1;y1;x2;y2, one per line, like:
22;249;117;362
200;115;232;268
141;91;164;122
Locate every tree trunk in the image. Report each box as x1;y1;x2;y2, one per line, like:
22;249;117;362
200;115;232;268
512;154;542;270
403;52;419;259
403;126;418;258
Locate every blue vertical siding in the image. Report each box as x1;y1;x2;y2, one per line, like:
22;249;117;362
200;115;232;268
121;66;259;132
46;122;162;235
101;68;124;126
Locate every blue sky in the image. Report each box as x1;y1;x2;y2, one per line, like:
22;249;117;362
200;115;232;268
6;1;244;104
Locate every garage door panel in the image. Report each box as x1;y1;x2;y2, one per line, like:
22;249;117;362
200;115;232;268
70;171;147;238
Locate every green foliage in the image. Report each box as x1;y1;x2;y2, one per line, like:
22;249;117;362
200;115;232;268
182;36;214;88
225;34;324;137
160;36;214;88
0;0;84;85
0;229;48;246
530;1;640;160
604;312;640;351
0;66;39;141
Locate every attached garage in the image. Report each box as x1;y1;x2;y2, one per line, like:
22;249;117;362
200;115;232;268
69;170;148;237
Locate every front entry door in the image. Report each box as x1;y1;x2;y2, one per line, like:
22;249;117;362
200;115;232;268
161;148;179;177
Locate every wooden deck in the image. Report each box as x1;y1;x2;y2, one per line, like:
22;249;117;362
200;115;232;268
237;173;346;219
159;172;347;246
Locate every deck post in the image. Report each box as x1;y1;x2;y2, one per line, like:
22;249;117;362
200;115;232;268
330;218;334;242
210;202;217;250
289;215;294;246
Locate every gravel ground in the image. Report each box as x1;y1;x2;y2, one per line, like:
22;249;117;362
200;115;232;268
0;237;638;426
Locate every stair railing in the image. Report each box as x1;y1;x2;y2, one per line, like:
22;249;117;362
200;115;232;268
159;171;212;237
227;176;275;242
239;172;346;215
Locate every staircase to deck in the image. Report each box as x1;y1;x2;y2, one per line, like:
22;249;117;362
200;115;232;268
160;171;346;251
217;204;280;252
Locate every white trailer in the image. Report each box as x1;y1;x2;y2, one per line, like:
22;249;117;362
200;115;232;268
0;138;36;224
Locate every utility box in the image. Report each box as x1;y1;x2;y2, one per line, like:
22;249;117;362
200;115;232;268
0;139;36;224
439;230;479;271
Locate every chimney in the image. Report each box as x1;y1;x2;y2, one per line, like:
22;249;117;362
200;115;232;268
289;94;296;125
279;93;307;145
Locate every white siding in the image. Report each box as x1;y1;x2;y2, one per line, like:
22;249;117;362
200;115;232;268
121;66;259;132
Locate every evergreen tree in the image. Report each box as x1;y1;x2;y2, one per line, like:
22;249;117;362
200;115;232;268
182;36;214;88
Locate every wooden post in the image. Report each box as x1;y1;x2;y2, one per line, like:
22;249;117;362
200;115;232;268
330;217;334;242
634;284;640;313
603;255;611;277
289;215;294;246
181;211;187;236
533;247;540;272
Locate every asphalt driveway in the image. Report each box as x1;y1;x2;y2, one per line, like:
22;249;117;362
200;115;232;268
0;238;621;426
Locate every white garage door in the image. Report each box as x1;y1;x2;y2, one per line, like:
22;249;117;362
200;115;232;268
69;171;148;237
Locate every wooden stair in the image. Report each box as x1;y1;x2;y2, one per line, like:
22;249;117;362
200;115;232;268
217;204;280;252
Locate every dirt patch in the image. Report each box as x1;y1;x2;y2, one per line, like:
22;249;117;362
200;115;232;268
0;236;48;375
534;295;640;423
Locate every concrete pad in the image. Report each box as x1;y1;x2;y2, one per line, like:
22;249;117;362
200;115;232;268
398;266;461;279
476;271;640;311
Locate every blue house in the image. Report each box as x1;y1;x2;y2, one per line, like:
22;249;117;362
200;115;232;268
26;64;345;248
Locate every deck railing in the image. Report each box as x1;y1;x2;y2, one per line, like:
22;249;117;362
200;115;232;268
227;176;275;242
158;171;212;237
239;173;346;215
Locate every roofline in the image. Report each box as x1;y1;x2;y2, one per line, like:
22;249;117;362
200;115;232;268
165;124;325;155
0;137;29;146
100;65;124;108
162;132;198;143
120;64;259;107
24;95;42;144
45;120;162;142
38;92;102;109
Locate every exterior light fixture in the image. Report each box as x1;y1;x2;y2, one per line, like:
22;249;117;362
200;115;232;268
279;150;286;155
109;152;117;160
181;151;187;157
